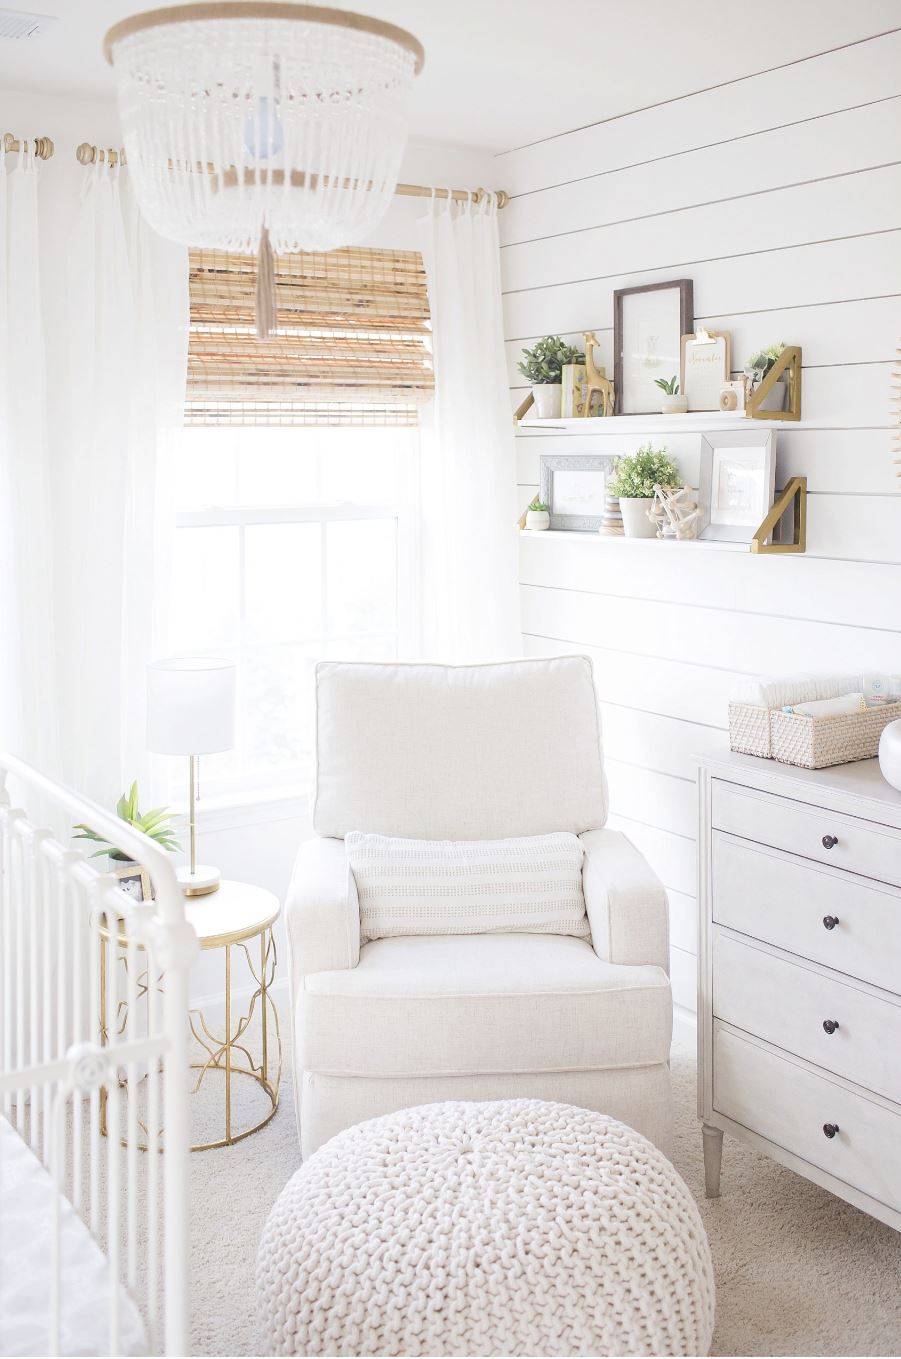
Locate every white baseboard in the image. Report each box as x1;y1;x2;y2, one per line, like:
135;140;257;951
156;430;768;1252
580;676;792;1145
673;1003;697;1046
189;976;289;1028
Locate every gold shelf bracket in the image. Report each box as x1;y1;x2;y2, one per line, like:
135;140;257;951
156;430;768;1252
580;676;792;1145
747;345;802;422
751;475;807;555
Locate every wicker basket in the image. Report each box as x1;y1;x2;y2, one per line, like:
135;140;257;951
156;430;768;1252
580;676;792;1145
728;701;774;758
769;702;901;769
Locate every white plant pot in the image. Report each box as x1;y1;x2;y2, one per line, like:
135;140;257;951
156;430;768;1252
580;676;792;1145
531;383;563;420
660;394;688;415
525;509;550;531
878;719;901;791
618;497;657;538
755;377;787;412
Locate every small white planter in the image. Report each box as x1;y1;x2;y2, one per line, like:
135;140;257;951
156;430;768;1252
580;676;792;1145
879;719;901;791
525;509;550;531
660;394;688;415
618;497;657;539
531;383;563;420
754;377;787;412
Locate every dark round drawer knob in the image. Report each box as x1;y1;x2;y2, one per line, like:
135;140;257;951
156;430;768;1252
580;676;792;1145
823;1122;840;1139
823;1019;840;1035
822;834;839;849
823;915;840;930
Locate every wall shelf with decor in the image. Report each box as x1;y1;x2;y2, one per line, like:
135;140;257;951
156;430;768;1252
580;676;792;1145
516;414;801;434
519;528;750;552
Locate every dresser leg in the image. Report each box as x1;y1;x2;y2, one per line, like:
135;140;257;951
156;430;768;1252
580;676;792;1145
702;1124;724;1198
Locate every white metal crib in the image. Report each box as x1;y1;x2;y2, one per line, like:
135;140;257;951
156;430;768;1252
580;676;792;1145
0;754;197;1356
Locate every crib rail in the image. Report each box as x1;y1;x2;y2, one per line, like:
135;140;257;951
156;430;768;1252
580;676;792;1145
0;754;197;1356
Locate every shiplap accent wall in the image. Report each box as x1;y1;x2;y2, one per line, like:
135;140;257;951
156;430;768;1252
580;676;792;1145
496;30;901;1019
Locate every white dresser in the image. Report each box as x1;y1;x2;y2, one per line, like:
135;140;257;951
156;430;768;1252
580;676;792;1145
697;751;901;1232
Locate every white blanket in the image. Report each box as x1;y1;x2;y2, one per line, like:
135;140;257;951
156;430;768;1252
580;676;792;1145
0;1114;147;1357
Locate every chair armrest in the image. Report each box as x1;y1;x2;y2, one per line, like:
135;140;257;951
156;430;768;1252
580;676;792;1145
579;828;669;972
285;836;360;1006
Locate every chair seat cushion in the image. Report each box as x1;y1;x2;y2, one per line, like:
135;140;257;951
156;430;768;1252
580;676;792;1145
297;933;671;1078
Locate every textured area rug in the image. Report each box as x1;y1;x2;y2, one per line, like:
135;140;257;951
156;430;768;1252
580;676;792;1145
188;1025;901;1357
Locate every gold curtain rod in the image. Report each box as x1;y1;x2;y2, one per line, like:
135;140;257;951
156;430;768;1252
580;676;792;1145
4;132;54;159
74;142;508;206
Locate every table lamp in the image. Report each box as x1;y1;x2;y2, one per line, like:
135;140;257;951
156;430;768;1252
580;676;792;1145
147;656;236;897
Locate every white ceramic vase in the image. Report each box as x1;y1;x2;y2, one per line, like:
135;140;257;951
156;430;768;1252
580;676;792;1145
878;719;901;791
754;376;787;412
618;497;657;538
660;394;688;415
525;509;550;531
531;383;563;420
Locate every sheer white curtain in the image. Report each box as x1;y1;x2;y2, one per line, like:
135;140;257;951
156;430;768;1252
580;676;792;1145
57;163;188;807
418;195;522;662
0;147;59;778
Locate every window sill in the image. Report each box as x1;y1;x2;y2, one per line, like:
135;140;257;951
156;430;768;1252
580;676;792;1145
172;783;310;832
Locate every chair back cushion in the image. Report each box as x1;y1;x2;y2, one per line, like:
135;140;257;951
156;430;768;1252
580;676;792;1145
347;830;590;942
313;656;607;839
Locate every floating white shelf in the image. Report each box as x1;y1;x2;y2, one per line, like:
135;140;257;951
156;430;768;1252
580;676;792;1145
519;528;750;551
517;413;797;434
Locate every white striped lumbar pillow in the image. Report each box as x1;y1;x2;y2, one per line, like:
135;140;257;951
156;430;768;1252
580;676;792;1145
346;831;589;942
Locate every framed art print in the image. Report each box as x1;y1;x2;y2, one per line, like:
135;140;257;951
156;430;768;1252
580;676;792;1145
698;430;776;543
613;279;693;415
539;453;616;531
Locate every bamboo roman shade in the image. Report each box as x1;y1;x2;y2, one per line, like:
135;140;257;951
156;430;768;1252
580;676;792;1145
186;246;433;426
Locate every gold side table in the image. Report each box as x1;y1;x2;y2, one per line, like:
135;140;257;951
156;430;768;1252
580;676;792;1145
100;880;282;1152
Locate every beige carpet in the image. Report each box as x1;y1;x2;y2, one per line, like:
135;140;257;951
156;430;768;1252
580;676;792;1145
188;1026;901;1357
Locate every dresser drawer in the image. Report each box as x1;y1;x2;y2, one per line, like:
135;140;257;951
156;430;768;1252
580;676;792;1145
712;780;901;889
712;833;901;995
713;1023;901;1214
712;928;901;1103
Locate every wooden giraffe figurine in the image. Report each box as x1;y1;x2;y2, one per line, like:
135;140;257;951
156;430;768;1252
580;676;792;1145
583;331;615;417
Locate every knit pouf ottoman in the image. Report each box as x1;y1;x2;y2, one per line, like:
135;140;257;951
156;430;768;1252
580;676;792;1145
257;1099;715;1357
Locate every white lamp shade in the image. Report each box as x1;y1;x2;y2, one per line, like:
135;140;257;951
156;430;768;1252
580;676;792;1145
147;657;236;756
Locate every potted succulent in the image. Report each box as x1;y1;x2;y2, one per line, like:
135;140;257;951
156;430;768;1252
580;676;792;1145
74;781;181;874
518;336;584;420
745;343;786;411
525;496;550;531
653;375;688;415
608;444;680;538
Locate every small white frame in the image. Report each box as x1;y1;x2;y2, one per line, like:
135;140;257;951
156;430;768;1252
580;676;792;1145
698;429;776;544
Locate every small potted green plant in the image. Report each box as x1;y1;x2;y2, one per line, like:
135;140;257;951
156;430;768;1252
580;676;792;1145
525;496;550;531
608;444;680;538
745;343;786;410
518;336;584;420
653;374;688;415
74;781;181;871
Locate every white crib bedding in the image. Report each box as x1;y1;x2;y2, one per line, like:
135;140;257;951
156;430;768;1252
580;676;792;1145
0;1114;148;1357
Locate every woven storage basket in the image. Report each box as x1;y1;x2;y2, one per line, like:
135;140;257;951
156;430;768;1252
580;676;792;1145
769;701;901;770
728;701;773;757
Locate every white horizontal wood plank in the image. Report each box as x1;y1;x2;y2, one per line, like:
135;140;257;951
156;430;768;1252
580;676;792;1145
501;165;901;295
498;30;901;194
522;633;754;727
670;944;698;1013
806;493;901;563
668;890;699;958
520;583;901;672
502;99;901;246
502;231;901;340
605;760;697;840
505;296;900;387
600;704;719;780
519;528;901;628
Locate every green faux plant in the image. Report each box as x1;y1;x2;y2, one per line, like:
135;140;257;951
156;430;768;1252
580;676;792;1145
528;496;550;512
74;781;181;861
653;375;680;396
745;343;785;381
517;336;584;385
608;444;680;499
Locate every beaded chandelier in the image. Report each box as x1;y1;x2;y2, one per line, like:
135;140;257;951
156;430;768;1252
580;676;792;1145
104;3;424;332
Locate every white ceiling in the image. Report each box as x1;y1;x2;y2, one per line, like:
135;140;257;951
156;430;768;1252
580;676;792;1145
1;0;899;154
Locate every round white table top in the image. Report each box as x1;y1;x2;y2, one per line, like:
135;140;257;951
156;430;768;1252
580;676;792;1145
184;879;281;950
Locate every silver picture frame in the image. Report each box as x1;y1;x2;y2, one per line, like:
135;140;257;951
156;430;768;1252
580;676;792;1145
698;430;776;543
539;454;617;532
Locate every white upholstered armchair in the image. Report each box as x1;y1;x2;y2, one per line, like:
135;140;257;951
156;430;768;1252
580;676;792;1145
286;656;673;1160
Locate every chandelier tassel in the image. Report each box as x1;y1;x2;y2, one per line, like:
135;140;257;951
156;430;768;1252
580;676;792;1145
256;226;276;339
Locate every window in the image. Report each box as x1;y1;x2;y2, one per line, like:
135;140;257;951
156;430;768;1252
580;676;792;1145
168;246;430;796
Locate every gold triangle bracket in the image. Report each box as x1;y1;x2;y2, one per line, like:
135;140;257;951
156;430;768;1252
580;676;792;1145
514;391;535;424
751;476;807;554
747;345;802;422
